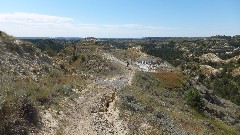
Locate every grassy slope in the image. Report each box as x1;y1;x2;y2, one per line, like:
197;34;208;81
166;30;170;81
118;70;240;134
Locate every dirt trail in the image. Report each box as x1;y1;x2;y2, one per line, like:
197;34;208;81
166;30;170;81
62;84;128;135
61;53;136;135
100;53;137;86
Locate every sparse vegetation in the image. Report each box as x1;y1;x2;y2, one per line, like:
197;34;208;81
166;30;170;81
24;39;78;57
1;31;240;134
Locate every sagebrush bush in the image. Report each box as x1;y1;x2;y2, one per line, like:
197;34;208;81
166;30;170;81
121;95;146;112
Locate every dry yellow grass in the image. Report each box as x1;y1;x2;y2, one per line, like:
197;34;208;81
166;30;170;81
153;71;184;88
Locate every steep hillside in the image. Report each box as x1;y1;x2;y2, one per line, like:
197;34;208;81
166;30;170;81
0;32;84;134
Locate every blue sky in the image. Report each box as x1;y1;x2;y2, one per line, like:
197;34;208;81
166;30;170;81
0;0;239;37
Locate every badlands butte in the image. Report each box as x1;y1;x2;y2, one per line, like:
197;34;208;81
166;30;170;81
0;31;240;135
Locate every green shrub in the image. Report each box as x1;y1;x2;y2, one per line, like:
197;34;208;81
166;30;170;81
185;89;205;112
57;85;73;96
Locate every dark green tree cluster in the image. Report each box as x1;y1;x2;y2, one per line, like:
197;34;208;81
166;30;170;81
25;39;78;57
142;42;184;66
185;89;205;112
199;64;240;106
212;77;240;106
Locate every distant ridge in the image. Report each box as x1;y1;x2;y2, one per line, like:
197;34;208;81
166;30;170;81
17;37;81;40
143;37;206;40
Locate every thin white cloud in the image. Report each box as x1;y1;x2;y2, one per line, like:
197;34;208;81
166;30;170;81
77;23;175;30
0;12;73;24
0;12;176;37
